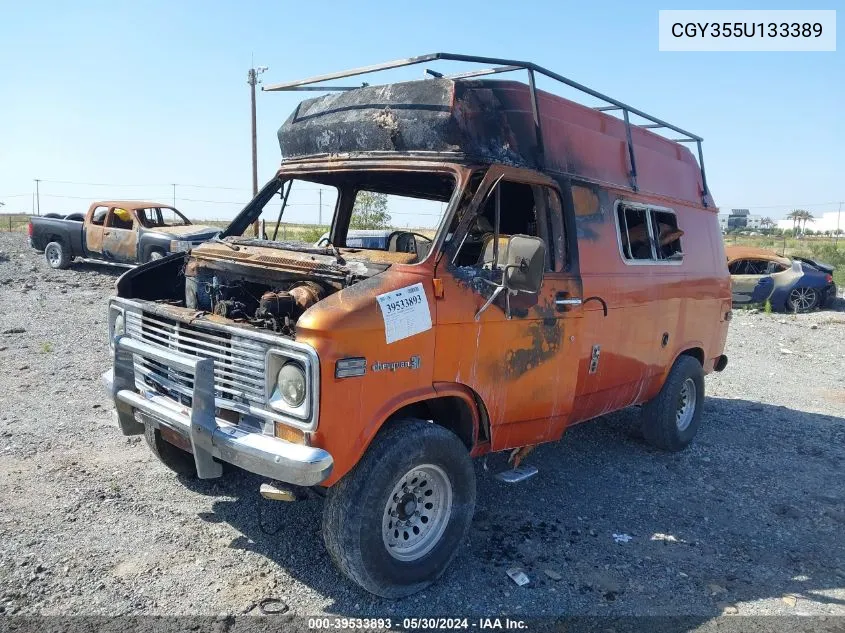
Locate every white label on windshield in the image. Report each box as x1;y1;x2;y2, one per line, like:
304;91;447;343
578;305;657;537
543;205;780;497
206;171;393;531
376;283;432;344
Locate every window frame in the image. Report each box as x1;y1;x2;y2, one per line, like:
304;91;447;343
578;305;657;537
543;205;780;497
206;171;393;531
90;206;109;226
613;200;683;266
450;179;566;273
104;207;135;231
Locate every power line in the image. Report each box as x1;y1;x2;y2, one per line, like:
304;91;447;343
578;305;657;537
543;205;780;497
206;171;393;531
719;201;843;210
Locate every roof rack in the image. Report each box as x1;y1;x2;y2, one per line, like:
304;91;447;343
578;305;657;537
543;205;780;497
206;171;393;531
264;53;709;202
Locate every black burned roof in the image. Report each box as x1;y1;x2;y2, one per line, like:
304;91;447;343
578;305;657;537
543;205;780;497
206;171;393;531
277;78;533;167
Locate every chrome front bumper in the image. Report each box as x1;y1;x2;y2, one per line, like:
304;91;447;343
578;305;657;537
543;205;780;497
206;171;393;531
103;335;333;485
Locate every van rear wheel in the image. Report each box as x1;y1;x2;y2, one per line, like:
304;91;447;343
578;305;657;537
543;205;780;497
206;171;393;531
641;355;704;451
322;419;475;598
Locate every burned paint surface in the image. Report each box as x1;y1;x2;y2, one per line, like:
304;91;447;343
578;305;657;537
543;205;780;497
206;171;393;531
503;307;562;379
277;78;709;208
108;68;731;488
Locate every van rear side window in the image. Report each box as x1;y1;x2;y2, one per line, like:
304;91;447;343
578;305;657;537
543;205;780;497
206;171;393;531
616;203;683;263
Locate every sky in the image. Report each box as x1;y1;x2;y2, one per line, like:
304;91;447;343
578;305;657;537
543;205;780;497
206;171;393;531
0;0;842;227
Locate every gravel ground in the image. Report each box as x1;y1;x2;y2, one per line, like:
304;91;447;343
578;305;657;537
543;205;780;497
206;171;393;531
1;230;844;621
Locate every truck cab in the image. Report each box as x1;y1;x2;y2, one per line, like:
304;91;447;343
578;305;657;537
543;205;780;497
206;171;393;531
103;54;731;598
29;201;219;268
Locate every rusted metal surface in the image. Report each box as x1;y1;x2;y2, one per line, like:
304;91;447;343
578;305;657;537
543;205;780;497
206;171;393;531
275;78;708;207
725;246;791;268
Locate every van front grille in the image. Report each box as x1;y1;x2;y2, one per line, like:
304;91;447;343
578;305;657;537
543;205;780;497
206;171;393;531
125;312;267;408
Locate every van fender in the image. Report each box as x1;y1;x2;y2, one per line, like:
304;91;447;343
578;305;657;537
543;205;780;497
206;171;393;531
355;383;484;459
668;342;707;373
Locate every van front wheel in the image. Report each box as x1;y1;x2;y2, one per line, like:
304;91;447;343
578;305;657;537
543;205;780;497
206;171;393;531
641;355;704;451
322;419;476;598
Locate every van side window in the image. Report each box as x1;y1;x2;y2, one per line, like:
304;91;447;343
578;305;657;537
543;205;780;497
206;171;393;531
617;203;683;263
651;211;683;260
453;181;559;271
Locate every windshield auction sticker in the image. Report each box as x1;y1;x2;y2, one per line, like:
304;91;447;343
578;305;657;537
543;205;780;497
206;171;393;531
659;10;836;51
376;283;432;344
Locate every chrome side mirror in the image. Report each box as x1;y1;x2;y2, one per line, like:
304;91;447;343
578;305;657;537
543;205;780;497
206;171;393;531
475;235;546;320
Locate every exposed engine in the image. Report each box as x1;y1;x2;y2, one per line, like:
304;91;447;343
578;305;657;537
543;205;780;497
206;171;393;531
186;272;330;335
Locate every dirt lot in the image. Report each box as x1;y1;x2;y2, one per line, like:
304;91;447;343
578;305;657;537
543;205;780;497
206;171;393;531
1;230;844;621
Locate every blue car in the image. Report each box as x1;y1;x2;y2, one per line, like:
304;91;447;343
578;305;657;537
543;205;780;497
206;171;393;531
727;246;837;312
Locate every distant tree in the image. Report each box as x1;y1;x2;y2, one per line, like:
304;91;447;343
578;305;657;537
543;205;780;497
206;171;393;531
759;217;775;233
800;211;815;234
350;192;391;230
787;209;803;234
783;229;794;238
804;228;815;236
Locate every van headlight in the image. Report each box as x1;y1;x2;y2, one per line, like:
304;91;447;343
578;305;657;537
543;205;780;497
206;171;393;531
276;362;306;408
109;307;125;350
265;349;315;426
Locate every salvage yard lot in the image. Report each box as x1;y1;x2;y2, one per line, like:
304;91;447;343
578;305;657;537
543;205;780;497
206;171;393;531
0;230;844;619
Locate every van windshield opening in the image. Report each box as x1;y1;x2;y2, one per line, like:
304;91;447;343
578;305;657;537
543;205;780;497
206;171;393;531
224;170;457;264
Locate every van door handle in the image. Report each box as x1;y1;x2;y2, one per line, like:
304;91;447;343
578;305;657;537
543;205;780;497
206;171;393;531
555;293;582;310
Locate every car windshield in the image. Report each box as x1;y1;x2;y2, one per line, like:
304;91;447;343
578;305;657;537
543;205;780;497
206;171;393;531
223;170;457;264
138;207;191;227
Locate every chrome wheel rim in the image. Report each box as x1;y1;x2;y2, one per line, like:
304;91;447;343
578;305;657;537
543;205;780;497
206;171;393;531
789;287;816;312
46;245;59;266
676;378;696;432
382;463;453;562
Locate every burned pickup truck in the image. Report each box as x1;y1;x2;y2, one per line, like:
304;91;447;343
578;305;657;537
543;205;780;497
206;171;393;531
29;201;219;269
103;54;730;597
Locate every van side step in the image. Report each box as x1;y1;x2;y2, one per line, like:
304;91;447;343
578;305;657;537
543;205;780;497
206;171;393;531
495;465;539;483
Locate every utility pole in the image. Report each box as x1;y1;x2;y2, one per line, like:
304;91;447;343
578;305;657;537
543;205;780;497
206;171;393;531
34;179;41;215
171;184;177;207
248;64;268;237
318;189;322;226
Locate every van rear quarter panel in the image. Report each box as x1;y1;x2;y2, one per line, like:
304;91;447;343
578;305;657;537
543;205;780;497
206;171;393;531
568;184;730;425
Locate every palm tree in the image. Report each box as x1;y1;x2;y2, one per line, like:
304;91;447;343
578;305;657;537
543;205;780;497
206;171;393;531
801;211;815;234
786;209;803;234
760;217;775;233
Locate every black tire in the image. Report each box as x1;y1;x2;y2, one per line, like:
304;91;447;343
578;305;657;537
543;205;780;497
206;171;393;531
785;286;819;313
144;424;197;477
641;355;704;452
44;213;61;219
322;419;476;598
147;249;166;262
44;241;71;269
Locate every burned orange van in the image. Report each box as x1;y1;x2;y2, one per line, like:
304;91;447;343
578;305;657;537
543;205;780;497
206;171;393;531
103;54;731;597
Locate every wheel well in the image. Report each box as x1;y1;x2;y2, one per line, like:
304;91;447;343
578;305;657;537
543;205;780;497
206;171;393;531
679;347;704;366
47;235;64;245
146;247;166;261
386;395;484;450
